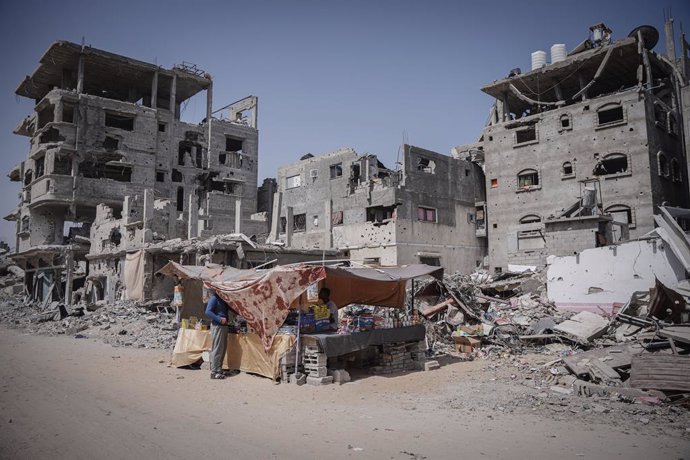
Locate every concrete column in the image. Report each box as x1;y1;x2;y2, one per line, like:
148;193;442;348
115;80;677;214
168;73;178;172
64;247;74;308
639;30;653;90
665;18;676;61
151;69;159;109
206;80;213;169
167;201;177;239
324;199;332;249
123;196;134;225
286;206;293;247
187;193;198;239
501;93;510;121
268;191;282;242
235;198;242;234
77;53;85;94
142;189;154;243
54;99;63;123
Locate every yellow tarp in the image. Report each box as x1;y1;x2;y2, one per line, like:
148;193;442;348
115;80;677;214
170;328;295;380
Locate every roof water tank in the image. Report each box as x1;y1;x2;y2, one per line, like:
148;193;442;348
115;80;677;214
531;51;547;70
550;44;567;63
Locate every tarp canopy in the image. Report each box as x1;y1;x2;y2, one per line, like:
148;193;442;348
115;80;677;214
323;264;443;309
206;265;327;350
157;261;248;283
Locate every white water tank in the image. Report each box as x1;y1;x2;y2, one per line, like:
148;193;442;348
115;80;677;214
531;50;547;70
551;44;567;63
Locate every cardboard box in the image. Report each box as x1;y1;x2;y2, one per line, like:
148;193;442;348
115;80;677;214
453;336;481;353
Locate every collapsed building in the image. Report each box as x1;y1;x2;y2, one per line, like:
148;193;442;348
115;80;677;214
458;22;690;272
269;145;487;274
5;41;261;304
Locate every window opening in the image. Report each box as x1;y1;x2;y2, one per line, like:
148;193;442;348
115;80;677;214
515;126;536;144
598;154;628;175
659;153;669;177
330;163;343;179
103;136;119;151
293;213;306;232
367;205;396;224
286;175;301;189
419;256;440;266
63;104;74;123
156;171;165;182
332;211;343;226
597;106;624;125
225;137;243;153
417;157;436;173
562;161;573;176
105;112;134;131
176;187;184;212
417;206;437;222
518;169;539;188
171;169;182;182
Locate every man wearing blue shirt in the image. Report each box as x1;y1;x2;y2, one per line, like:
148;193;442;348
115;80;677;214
204;291;230;380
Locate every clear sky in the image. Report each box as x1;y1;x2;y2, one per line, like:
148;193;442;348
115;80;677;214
0;0;687;246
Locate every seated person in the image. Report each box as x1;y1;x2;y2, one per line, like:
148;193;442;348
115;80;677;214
319;287;338;331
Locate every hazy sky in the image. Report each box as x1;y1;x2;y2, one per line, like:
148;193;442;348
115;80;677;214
0;0;687;245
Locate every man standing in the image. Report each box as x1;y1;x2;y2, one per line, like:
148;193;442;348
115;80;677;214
204;291;230;380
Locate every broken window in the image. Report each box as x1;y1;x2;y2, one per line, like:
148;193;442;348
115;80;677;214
658;152;669;177
39;127;64;144
20;216;30;233
176;187;184;212
599;154;628;175
109;228;122;247
671;159;681;182
419;256;440;266
78;160;132;182
105;112;135;131
53;155;72;175
515;126;536;144
103;136;119;151
24;170;33;186
363;258;381;266
490;178;498;188
332;211;343;226
156;171;165;182
417;206;437;222
330;163;343;179
654;104;667;128
286;174;301;189
62;104;74;123
280;217;287;233
225;136;243;152
37;104;55;129
559;114;571;129
178;143;192;166
606;204;633;228
562;161;574;176
293;213;306;232
218;153;227;165
597;105;624;126
210;180;238;195
519;215;541;224
172;169;183;182
158;123;166;133
417;157;436;174
669;114;678;136
35;157;45;178
367;205;396;224
517;169;539;188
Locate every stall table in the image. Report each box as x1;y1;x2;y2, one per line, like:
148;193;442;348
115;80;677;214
170;328;295;380
301;325;425;357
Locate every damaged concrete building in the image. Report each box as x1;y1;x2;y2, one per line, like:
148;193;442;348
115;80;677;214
270;145;486;273
6;41;260;304
462;22;690;272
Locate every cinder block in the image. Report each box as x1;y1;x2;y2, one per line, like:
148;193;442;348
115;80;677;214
306;375;333;386
424;360;440;371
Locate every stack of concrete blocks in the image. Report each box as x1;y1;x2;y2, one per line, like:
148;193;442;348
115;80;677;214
279;346;297;382
370;341;426;374
303;345;333;385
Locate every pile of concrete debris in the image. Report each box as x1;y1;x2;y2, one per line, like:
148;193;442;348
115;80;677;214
416;269;690;407
0;291;178;349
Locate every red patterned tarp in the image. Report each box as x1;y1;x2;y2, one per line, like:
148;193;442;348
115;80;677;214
205;265;326;350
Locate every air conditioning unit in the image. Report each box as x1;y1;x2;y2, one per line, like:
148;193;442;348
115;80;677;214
309;169;318;178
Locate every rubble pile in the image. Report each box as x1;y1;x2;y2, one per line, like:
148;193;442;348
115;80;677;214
0;291;178;349
415;269;690;409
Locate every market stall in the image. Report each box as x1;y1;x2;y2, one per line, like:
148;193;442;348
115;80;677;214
162;261;442;381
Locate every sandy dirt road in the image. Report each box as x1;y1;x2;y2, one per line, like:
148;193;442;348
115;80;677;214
0;327;688;460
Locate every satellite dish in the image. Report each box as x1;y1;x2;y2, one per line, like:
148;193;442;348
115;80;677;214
628;25;659;49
